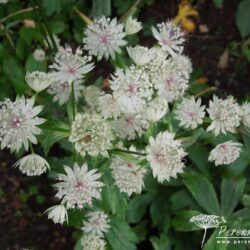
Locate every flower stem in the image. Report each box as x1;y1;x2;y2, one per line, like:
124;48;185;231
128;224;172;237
29;143;35;154
71;82;76;120
201;228;207;248
195;87;217;98
74;7;92;25
114;148;146;156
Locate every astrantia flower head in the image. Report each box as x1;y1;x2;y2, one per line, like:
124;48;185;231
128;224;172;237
127;46;154;66
69;113;113;157
0;96;45;152
33;48;45;61
83;16;127;60
241;102;250;129
152;20;185;57
125;16;142;35
146;97;169;122
48;79;84;105
208;141;242;166
14;154;49;176
146;131;187;182
172;54;193;80
111;156;146;196
54;163;104;209
83;85;101;108
110;67;153;114
98;94;121;119
50;45;94;83
25;71;53;93
155;64;189;102
112;112;148;140
81;235;106;250
207;95;242;135
175;97;205;129
46;205;68;224
82;211;110;237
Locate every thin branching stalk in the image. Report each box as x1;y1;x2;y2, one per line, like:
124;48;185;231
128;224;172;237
74;7;92;25
119;0;141;23
195;87;217;98
114;148;146;156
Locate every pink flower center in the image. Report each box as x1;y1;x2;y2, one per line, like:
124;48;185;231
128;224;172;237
162;38;171;46
220;144;227;151
125;116;134;125
99;34;108;44
68;67;76;75
188;112;196;118
165;77;174;86
74;180;85;190
127;163;133;168
127;84;137;94
11;116;21;128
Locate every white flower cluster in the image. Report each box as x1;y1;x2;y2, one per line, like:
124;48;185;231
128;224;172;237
111;155;146;196
54;163;103;209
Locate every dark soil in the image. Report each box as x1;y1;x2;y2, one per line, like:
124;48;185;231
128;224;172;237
1;0;250;250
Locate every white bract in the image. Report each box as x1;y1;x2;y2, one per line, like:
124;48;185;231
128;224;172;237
82;211;110;237
54;164;104;209
25;71;53;93
207;96;242;135
69;113;113;157
127;46;154;66
146;131;187;182
83;16;127;60
111;156;146;196
14;154;49;176
152;20;185;57
84;85;101;108
125;16;142;35
208;141;242;166
98;94;121;119
46;205;68;224
175;97;205;129
146;97;169;122
33;48;45;61
0;96;45;152
110;67;153;114
48;79;84;105
50;46;94;83
112;113;148;140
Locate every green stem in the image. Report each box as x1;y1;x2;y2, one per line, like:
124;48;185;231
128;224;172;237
114;148;146;156
29;143;35;154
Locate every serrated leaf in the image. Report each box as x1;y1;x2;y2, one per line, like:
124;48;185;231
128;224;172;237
221;177;246;216
182;172;220;215
150;235;171;250
106;217;138;250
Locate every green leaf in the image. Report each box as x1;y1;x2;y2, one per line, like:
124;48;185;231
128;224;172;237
25;55;47;72
150;195;171;233
236;0;250;38
186;142;211;176
42;130;70;155
182;172;220;215
42;0;66;15
213;0;224;8
106;217;138;250
204;228;228;250
170;189;196;211
172;210;201;232
241;194;250;208
91;0;111;17
221;177;246;216
127;193;152;223
101;167;127;217
150;235;171;250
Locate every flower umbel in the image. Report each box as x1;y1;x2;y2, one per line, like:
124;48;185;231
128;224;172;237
146;131;187;182
208;141;242;166
81;235;106;250
50;45;94;83
0;96;45;152
83;16;127;60
14;154;50;176
82;211;110;237
69;113;113;157
54;164;104;209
